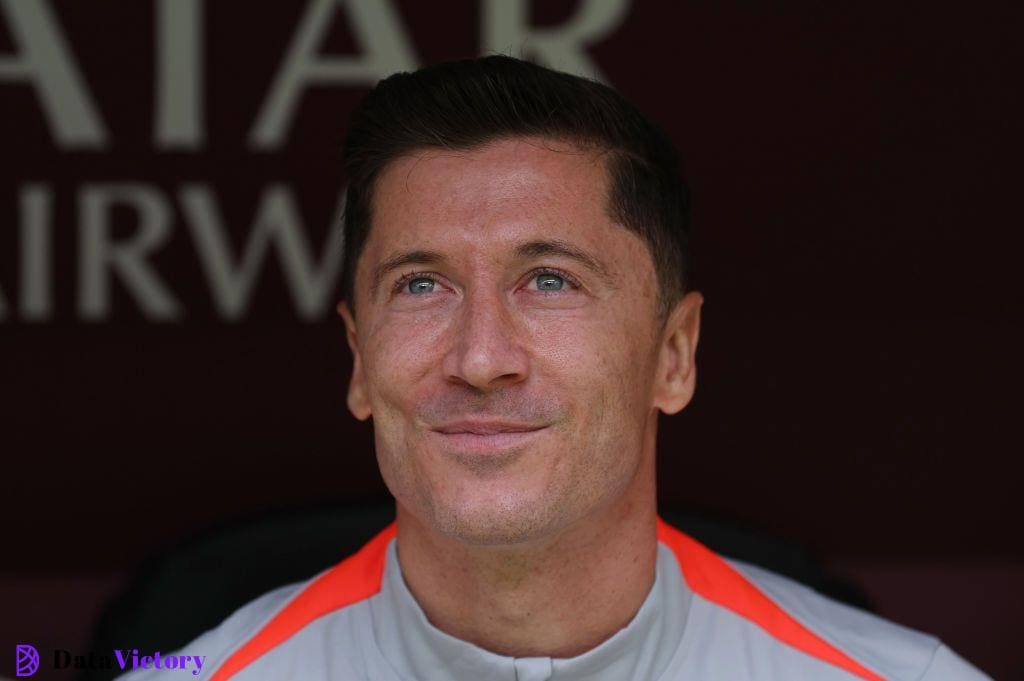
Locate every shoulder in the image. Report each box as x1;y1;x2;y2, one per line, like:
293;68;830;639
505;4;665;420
115;522;398;680
113;578;308;680
655;518;989;680
729;559;987;680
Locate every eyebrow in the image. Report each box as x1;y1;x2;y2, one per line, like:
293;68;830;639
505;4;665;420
369;239;614;296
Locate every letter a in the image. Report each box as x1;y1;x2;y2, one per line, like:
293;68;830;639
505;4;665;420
250;0;419;149
482;0;630;83
0;0;108;147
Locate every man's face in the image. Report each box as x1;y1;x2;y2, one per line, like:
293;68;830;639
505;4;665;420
340;137;701;546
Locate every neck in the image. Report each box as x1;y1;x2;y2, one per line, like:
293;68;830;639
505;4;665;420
394;454;658;659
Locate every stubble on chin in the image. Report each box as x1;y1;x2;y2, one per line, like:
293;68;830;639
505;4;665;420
417;462;588;548
428;499;555;547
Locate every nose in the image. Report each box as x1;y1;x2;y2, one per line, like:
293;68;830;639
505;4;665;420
442;287;530;392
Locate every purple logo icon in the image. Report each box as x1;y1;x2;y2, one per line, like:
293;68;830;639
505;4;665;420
15;644;39;677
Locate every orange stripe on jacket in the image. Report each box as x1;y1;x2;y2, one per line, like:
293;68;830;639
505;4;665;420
209;522;397;681
211;517;883;680
656;518;884;681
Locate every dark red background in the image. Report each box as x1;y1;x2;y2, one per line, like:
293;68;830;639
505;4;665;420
1;1;1020;678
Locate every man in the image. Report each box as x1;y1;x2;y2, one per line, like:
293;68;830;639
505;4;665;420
119;55;988;680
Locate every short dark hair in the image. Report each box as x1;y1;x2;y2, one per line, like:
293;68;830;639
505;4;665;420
341;54;691;323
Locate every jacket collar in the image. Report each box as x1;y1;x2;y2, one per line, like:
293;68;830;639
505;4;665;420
370;537;692;681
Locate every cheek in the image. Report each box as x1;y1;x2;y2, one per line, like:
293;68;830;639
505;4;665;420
527;319;652;471
363;313;450;403
527;309;653;402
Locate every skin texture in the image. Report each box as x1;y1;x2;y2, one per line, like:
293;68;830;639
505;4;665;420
338;136;703;657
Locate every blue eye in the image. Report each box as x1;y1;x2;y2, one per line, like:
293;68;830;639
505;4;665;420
407;277;436;294
535;273;565;291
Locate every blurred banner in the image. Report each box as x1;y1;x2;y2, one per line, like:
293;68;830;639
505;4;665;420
1;1;1021;675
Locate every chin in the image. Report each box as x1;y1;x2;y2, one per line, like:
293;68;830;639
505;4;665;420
426;491;566;547
384;439;582;546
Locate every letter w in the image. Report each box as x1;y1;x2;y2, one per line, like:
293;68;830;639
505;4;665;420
180;184;344;320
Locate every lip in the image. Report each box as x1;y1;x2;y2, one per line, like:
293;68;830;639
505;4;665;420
433;420;547;435
429;421;549;455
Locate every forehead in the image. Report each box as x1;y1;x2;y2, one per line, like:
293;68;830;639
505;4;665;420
365;137;619;259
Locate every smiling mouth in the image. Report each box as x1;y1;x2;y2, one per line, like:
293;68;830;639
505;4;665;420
429;422;549;455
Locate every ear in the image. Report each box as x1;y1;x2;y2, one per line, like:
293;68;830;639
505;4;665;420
337;300;372;421
652;291;704;415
